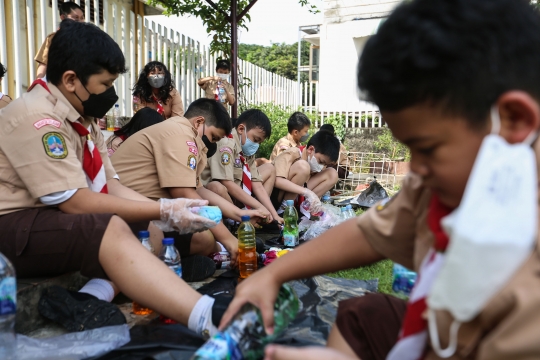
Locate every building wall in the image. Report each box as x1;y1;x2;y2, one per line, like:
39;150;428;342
317;0;401;111
324;0;402;23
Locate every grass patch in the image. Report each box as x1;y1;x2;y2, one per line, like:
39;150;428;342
327;260;394;294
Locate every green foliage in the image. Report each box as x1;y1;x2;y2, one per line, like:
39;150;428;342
149;0;319;57
247;103;295;159
373;127;410;161
328;260;394;294
239;42;310;82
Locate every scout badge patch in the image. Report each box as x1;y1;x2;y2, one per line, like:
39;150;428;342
42;132;68;159
188;155;197;170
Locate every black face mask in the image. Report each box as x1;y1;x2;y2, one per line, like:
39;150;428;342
74;80;119;119
201;124;217;158
203;135;217;158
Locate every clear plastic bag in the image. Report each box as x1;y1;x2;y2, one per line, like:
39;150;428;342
16;324;130;360
301;204;343;241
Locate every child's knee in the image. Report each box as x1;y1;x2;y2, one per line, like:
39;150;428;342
325;167;339;184
290;160;310;180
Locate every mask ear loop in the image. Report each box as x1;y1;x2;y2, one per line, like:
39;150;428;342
428;308;461;358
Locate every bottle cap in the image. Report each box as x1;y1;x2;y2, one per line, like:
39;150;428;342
162;238;174;245
286;199;294;206
241;215;250;222
138;230;150;238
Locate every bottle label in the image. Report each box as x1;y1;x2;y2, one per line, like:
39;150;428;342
193;332;242;360
283;234;297;247
219;261;231;270
169;265;182;279
0;277;16;315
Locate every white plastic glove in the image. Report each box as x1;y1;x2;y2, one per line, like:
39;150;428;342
154;198;218;234
302;189;322;213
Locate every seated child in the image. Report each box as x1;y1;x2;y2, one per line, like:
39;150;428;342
256;111;311;166
111;98;246;267
202;109;283;224
0;20;223;337
319;124;349;179
107;107;164;156
271;131;340;214
221;0;540;359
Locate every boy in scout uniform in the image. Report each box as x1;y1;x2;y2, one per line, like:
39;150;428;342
111;98;243;264
0;62;11;109
271;112;311;161
202;109;283;224
320;124;349;179
271;130;340;213
197;59;235;109
35;2;85;79
222;0;540;359
0;20;227;338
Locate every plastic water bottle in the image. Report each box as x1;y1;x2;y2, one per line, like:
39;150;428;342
106;107;115;131
219;84;226;103
133;231;154;316
238;215;257;279
191;284;299;360
346;204;356;219
159;238;182;278
283;200;299;247
340;207;349;220
0;252;16;360
113;104;121;131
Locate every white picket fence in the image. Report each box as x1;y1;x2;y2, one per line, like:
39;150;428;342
0;0;380;127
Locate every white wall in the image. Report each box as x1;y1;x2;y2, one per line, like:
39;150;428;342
318;18;380;111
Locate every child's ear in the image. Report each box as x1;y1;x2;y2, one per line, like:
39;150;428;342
498;91;540;144
194;116;205;127
62;71;78;93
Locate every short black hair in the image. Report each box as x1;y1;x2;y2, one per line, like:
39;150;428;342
59;1;83;17
185;98;232;135
47;20;127;86
0;62;6;79
358;0;540;128
216;59;230;72
287;112;311;133
319;124;335;136
235;109;272;138
133;61;174;104
307;131;340;162
114;107;164;138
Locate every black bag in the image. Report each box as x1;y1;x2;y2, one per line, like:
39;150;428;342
353;179;389;208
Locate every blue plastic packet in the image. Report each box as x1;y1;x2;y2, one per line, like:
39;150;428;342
190;206;222;224
392;263;417;296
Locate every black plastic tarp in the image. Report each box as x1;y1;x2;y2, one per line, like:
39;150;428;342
92;273;377;360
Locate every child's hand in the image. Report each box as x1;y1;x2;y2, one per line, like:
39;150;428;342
155;198;217;234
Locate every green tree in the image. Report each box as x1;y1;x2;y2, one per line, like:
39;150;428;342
149;0;318;57
239;42;310;82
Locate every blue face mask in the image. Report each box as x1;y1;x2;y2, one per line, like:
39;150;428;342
241;130;259;156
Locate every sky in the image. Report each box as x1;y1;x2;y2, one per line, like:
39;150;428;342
150;0;324;46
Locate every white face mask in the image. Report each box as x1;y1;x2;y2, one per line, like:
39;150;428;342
216;73;230;82
426;105;538;358
308;152;324;173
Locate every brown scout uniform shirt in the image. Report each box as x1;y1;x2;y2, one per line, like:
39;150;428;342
133;88;184;119
202;80;235;109
111;116;207;201
0;93;12;110
338;142;348;166
269;133;301;161
201;128;261;186
0;83;116;216
35;32;56;65
358;166;540;359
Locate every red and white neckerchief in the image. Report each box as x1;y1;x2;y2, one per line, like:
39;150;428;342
387;195;452;360
229;133;253;208
28;79;108;194
152;95;164;115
